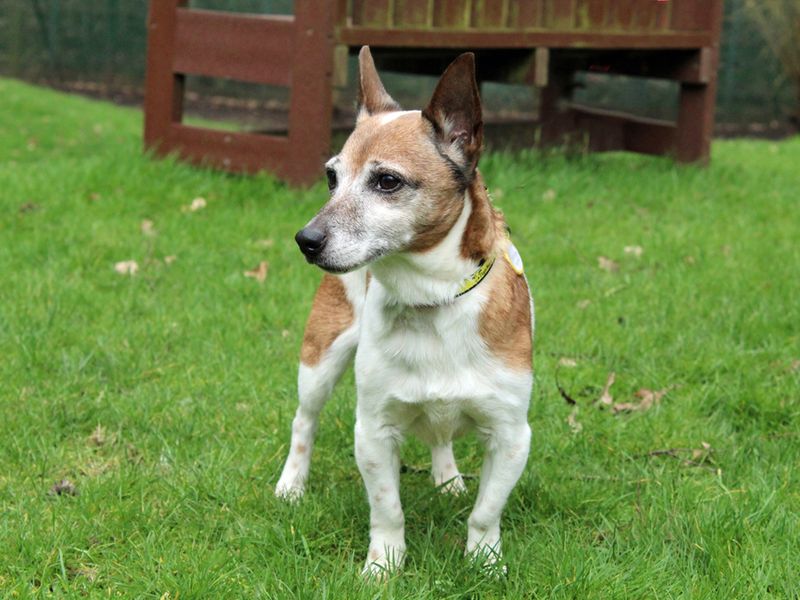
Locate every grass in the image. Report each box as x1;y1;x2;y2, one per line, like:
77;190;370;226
1;77;798;599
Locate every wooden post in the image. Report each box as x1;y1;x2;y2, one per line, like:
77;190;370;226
286;0;337;186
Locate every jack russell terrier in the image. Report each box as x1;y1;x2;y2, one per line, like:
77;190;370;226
276;47;534;576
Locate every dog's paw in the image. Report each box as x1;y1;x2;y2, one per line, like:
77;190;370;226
361;545;405;580
437;475;468;496
274;478;305;502
466;543;506;575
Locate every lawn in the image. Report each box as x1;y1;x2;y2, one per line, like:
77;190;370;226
0;77;798;599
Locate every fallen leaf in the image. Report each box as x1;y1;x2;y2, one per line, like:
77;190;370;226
577;299;591;309
49;479;79;496
558;357;578;368
691;441;713;461
684;255;696;265
164;255;177;265
88;425;107;447
141;219;156;236
114;260;138;276
88;192;101;202
254;239;275;249
281;329;290;338
542;189;557;201
624;245;643;257
790;359;800;372
597;256;619;272
183;197;207;212
19;202;40;213
244;261;269;283
567;407;583;434
598;372;616;406
70;566;98;582
613;386;671;414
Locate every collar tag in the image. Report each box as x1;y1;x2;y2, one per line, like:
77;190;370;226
504;241;524;275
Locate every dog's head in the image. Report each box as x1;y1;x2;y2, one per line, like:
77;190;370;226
295;47;484;273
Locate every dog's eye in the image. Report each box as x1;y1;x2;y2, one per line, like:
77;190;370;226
377;173;402;192
326;168;337;191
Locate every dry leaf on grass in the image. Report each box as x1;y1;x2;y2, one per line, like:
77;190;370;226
577;299;591;309
183;197;207;212
691;441;713;461
49;479;79;496
114;260;138;276
567;407;583;434
597;256;619;272
244;261;269;283
141;219;156;236
542;189;557;202
613;386;671;414
598;372;616;406
624;245;643;257
558;357;578;368
281;329;290;338
19;202;40;214
88;425;108;447
254;239;275;249
164;255;177;265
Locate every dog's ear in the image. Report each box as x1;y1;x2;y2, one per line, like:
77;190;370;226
422;53;483;177
358;46;400;119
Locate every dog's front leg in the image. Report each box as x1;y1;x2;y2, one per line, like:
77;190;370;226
466;422;531;566
355;418;406;577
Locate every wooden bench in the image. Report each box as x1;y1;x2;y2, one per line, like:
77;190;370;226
144;1;723;186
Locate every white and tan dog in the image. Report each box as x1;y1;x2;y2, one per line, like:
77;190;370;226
276;47;534;575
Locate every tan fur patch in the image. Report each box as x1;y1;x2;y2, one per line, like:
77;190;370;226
300;275;355;367
341;113;465;253
479;259;532;372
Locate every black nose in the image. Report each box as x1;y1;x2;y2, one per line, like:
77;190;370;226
295;227;327;258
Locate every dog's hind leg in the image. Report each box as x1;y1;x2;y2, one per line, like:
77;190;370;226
430;443;467;495
275;273;364;500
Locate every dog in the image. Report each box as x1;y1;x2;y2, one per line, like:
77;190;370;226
276;47;534;576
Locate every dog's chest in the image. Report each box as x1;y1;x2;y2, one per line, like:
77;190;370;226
356;286;499;408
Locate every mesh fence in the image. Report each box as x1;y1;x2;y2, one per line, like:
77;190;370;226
0;0;794;125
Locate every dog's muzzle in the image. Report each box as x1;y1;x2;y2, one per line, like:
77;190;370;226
295;226;327;261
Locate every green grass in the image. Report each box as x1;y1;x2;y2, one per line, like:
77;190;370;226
1;77;798;598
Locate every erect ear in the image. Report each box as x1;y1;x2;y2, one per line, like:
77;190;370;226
358;46;400;119
422;52;483;177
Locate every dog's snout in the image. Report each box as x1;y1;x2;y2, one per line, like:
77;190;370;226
295;227;327;258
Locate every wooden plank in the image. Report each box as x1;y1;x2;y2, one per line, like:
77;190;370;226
395;0;432;28
671;0;714;31
339;27;713;49
571;105;677;155
352;0;392;27
575;0;607;29
509;1;542;29
165;124;289;174
174;9;294;86
544;0;575;28
433;0;471;28
653;0;671;30
614;0;634;29
471;0;507;28
534;47;549;87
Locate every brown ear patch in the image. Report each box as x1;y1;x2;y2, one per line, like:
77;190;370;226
479;259;532;372
461;172;504;261
300;275;355;366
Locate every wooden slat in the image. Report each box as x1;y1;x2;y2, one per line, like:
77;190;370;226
472;0;507;29
572;105;677;155
173;9;294;86
352;0;392;27
166;124;290;175
395;0;433;28
433;0;471;28
339;27;713;49
671;0;714;31
509;1;542;29
575;0;607;29
545;0;575;28
614;0;634;29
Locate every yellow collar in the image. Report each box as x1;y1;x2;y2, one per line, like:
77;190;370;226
455;257;495;298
